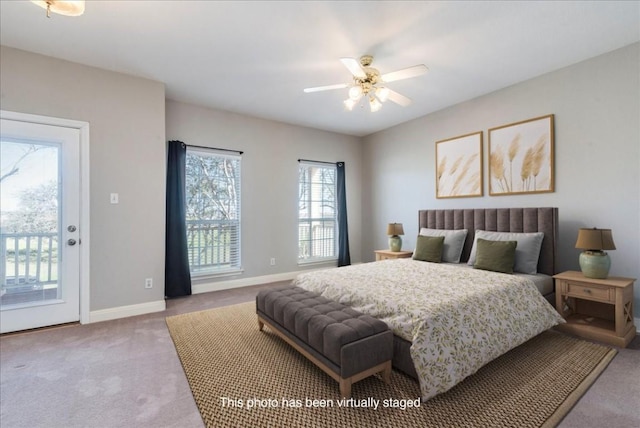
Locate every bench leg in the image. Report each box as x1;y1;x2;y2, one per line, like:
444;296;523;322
258;319;264;331
381;361;392;384
339;378;352;398
337;361;391;398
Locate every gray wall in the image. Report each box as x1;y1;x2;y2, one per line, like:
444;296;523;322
0;46;167;311
362;43;640;316
166;100;363;283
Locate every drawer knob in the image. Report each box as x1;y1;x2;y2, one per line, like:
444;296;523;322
583;288;591;294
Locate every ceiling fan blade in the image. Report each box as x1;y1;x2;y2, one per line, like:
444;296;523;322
381;64;428;83
303;83;348;93
340;57;367;79
386;89;412;107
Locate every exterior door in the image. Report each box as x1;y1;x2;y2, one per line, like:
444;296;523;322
0;118;81;333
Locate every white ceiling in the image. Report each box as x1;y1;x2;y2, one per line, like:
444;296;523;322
1;1;639;137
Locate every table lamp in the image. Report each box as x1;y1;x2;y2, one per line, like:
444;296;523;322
387;223;404;252
575;228;616;279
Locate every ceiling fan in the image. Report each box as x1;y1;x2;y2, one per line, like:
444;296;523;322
303;55;428;112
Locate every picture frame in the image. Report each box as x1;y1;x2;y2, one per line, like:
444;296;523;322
435;131;483;199
488;114;554;196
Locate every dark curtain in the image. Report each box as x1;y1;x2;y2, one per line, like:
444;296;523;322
336;162;351;266
165;140;192;298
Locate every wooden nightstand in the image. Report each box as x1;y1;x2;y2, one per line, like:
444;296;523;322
553;270;636;347
375;250;413;261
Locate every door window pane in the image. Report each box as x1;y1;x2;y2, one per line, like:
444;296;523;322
1;140;60;307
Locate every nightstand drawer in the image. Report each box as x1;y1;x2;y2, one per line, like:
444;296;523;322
374;250;412;261
566;282;613;302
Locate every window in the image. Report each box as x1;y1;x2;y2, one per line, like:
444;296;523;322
185;147;241;275
298;161;337;263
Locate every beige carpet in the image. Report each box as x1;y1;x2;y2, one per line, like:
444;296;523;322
166;301;616;428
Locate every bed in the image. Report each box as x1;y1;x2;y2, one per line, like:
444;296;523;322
292;207;565;400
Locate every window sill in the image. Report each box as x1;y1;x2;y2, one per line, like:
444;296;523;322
191;268;244;283
297;259;337;267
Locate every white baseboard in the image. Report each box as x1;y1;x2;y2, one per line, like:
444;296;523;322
89;300;166;324
192;271;301;295
85;269;332;324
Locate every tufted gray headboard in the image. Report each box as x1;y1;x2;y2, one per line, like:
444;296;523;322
418;207;559;276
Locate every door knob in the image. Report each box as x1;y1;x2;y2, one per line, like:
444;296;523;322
67;225;77;232
67;238;77;246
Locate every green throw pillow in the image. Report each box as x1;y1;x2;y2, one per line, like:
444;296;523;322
473;238;517;274
413;235;445;263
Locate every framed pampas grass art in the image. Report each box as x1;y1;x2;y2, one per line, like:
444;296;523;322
488;114;554;196
436;131;483;198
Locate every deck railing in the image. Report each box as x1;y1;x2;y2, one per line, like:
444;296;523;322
0;232;58;293
186;219;239;271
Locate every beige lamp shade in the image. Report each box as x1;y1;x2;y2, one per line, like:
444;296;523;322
575;228;616;251
386;223;404;236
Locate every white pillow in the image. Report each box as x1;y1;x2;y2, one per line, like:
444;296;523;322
467;230;544;275
419;228;468;263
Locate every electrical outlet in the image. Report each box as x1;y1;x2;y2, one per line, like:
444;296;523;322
145;278;153;289
270;258;276;266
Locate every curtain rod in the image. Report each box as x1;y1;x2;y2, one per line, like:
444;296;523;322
186;143;243;155
298;158;335;165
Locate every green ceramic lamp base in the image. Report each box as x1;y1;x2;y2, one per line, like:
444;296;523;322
389;235;402;252
579;251;611;279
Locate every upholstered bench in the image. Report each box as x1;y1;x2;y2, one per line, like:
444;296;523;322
256;286;393;398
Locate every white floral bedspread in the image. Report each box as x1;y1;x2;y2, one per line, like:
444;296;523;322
292;259;565;400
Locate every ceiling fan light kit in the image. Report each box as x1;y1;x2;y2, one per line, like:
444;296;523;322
369;96;382;113
305;55;428;113
31;0;85;18
376;87;390;102
343;98;357;110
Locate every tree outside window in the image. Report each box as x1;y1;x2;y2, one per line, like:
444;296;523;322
185;148;241;274
298;162;337;262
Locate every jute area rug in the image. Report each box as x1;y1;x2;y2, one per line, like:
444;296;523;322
166;302;616;428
